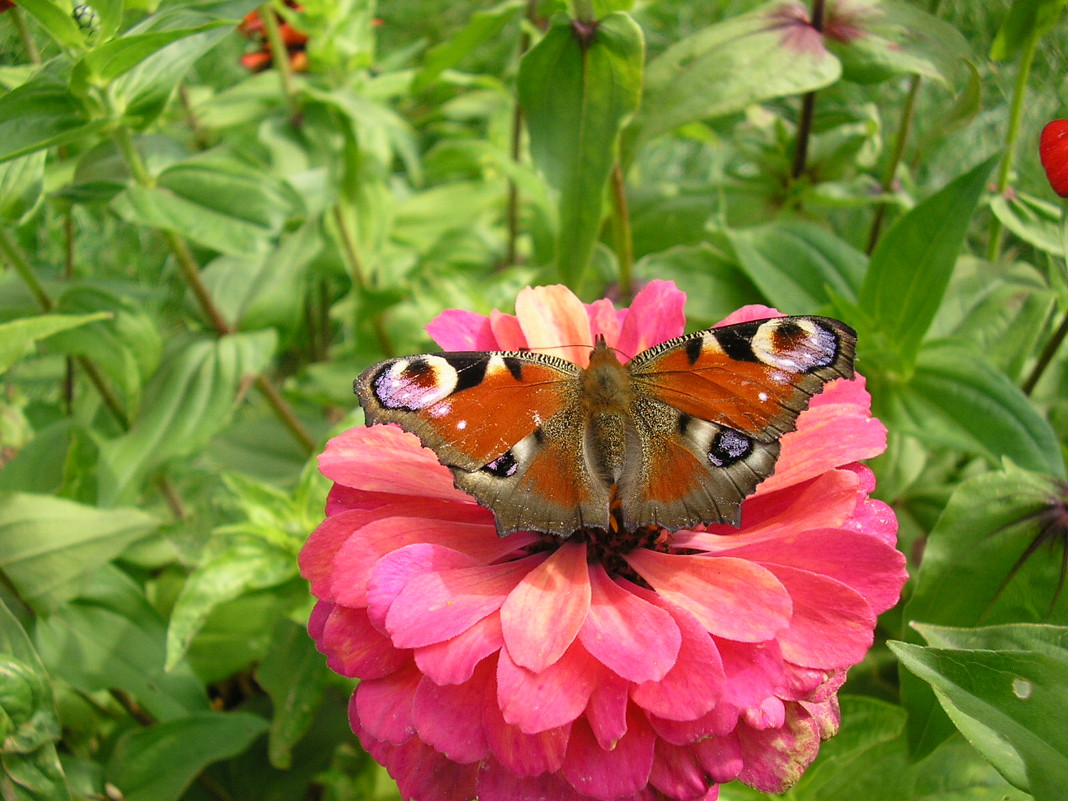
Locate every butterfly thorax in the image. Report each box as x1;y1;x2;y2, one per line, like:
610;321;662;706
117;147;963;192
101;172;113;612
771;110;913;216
580;342;634;485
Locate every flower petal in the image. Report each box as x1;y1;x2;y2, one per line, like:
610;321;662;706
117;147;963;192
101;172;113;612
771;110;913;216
489;309;528;349
498;642;602;733
715;638;785;708
649;743;716;801
355;717;479;801
515;285;593;365
483;689;571;776
693;731;744;784
562;711;656;801
412;671;490;763
629;598;724;720
584;671;630;749
477;762;584;801
354;663;421;744
318;604;410;679
319;425;472;503
366;543;481;630
615;280;686;359
586;298;624;346
501;542;591;672
735;702;821;794
414;612;504;685
761;565;875;669
625;550;791;641
426;309;498;350
387;556;543;648
579;567;680;683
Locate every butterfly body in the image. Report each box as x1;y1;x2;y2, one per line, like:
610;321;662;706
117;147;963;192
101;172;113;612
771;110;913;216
355;316;856;537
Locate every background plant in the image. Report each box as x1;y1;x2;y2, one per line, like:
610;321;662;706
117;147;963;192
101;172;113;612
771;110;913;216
0;0;1066;799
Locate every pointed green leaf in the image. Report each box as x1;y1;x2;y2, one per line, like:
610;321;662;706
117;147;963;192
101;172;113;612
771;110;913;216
627;1;841;150
518;12;643;285
859;157;996;364
0;67;105;163
412;0;524;92
991;0;1068;60
0;493;158;613
892;632;1068;801
108;712;267;801
15;0;87;50
0;313;109;375
98;331;277;505
0;151;46;223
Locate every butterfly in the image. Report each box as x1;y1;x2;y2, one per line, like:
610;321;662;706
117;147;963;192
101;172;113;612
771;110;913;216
354;315;856;537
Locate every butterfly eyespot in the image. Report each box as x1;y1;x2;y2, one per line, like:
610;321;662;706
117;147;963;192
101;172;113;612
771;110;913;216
751;318;838;373
372;356;458;410
483;451;519;478
707;428;752;467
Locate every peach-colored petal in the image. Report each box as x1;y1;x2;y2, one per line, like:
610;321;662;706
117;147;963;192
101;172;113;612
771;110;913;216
625;550;792;642
586;298;624;347
488;309;528;349
615;280;687;359
501;542;591;672
426;308;499;350
578;566;680;683
386;557;544;649
514;285;593;365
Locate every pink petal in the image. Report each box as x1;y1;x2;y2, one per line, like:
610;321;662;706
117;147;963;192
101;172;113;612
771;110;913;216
331;515;535;608
742;696;786;730
649;743;715;801
717;527;907;614
411;671;491;763
715;638;785;708
584;671;630;749
354;663;421;744
586;298;624;347
761;565;875;668
758;386;887;494
477;762;584;801
387;556;544;648
811;372;872;410
648;703;736;746
488;309;527;349
319;425;472;503
483;690;571;776
501;542;591;672
426;309;498;350
356;718;479;801
562;711;656;801
414;612;505;685
799;695;841;739
693;731;744;784
848;496;899;546
308;600;331;641
735;703;821;793
615;280;686;359
625;550;791;641
497;641;602;733
318;604;410;679
579;567;680;683
514;285;593;365
366;544;481;630
629;597;724;720
716;304;780;326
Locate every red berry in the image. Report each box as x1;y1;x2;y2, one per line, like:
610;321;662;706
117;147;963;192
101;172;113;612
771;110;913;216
1040;120;1068;198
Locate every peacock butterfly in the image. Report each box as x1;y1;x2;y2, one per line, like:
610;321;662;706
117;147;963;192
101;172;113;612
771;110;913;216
354;315;856;537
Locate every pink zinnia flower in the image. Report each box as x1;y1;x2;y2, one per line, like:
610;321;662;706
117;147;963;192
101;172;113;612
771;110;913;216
300;281;907;801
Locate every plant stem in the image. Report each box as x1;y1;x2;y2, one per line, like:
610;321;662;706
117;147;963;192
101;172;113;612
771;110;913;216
609;162;634;301
11;7;41;64
1022;310;1068;396
866;73;922;254
259;0;302;120
332;204;394;356
164;230;234;334
0;227;53;311
987;31;1039;262
790;0;825;180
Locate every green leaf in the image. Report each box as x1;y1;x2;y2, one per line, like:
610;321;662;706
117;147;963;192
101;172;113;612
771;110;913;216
0;493;158;613
0;313;109;375
990;191;1064;258
98;331;277;505
858;156;996;365
108;711;268;801
165;539;296;669
256;619;329;769
892;629;1068;801
627;1;841;150
991;0;1068;60
15;0;87;50
901;464;1066;758
518;12;643;286
825;0;972;86
724;221;866;312
412;0;524;92
33;566;210;722
0;151;46;223
886;340;1065;478
0;66;105;163
0;600;72;801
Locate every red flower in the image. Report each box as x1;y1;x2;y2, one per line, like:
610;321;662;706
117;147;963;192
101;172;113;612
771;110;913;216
1040;120;1068;198
300;282;907;800
238;2;308;73
0;1;16;13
